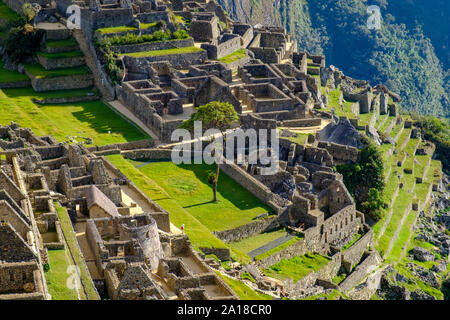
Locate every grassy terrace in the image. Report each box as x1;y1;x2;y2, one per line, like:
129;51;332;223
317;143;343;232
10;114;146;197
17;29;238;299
358;112;373;126
218;49;247;64
45;249;80;300
97;22;159;35
0;62;29;83
119;46;204;58
130;160;270;231
54;203;99;300
228;228;289;254
376;184;414;257
105;155;272;263
379;116;395;133
45;38;79;49
25;64;91;79
264;254;331;283
254;236;303;261
0;87;149;145
389;121;404;138
37;50;84;60
215;272;272;300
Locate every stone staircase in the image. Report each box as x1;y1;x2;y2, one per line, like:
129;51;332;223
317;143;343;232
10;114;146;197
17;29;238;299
24;23;94;92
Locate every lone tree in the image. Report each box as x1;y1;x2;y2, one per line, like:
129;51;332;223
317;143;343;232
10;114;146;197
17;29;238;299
181;101;239;201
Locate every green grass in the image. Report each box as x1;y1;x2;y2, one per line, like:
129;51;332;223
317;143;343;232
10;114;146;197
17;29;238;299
327;88;341;109
279;129;309;145
45;38;79;49
97;22;159;35
45;249;81;300
342;232;363;251
254;236;302;261
119;46;204;58
54;203;99;300
131;160;271;231
25;64;91;79
302;289;346;300
228;228;289;254
0;62;29;83
105;155;250;264
264;253;331;283
379;116;395;134
218;49;247;64
215;272;272;300
37;50;84;60
0;0;19;23
97;25;138;35
0;87;149;145
376;188;414;256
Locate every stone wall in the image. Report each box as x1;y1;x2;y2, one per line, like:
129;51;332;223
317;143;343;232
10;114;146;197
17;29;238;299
341;227;373;273
123;50;207;70
110;38;194;54
338;250;382;293
213;216;280;243
218;158;285;214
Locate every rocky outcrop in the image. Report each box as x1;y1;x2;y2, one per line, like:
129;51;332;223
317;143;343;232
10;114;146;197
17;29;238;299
319;118;363;149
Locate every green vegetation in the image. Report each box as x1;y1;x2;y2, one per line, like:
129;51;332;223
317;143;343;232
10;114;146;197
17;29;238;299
45;38;79;49
0;62;29;83
25;64;91;79
342;232;363;251
130;160;270;231
0;87;149;145
119;46;204;58
229;228;290;254
412;114;449;174
37;50;84;60
106;154;262;264
218;49;247;64
101;28;189;46
54;203;99;300
215;272;272;300
45;249;80;300
264;253;331;283
254;236;303;261
336;136;385;221
181;101;239;201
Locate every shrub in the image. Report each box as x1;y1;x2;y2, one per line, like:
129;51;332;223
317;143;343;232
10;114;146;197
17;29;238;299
4;19;43;63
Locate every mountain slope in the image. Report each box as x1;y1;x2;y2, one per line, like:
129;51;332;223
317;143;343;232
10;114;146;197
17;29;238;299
220;0;449;117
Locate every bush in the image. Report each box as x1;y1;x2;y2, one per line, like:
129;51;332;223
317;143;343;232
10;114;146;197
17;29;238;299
4;18;43;63
336;136;385;221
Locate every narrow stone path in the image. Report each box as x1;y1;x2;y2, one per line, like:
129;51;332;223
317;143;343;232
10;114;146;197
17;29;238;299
248;233;295;260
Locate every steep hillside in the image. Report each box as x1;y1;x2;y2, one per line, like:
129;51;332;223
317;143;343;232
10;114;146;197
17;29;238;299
219;0;450;117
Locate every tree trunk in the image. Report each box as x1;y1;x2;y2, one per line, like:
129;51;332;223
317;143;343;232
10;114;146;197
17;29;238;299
213;182;217;202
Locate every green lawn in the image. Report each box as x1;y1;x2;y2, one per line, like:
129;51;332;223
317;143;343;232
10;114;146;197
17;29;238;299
0;62;29;83
229;228;289;254
218;49;247;64
45;249;80;300
130;160;271;231
120;46;204;58
25;64;91;79
0;87;149;145
97;22;159;35
37;50;84;60
105;154;250;263
45;38;79;49
264;253;331;283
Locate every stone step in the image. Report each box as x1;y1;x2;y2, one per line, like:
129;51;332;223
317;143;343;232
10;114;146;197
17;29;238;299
42;38;80;54
37;51;86;70
37;22;71;41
